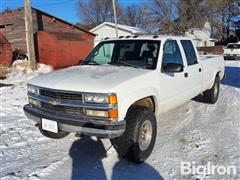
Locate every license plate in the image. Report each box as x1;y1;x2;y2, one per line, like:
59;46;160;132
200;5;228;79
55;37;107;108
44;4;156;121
42;119;58;133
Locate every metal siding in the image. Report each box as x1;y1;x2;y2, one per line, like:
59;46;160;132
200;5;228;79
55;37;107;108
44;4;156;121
0;33;12;66
35;31;93;69
0;8;95;54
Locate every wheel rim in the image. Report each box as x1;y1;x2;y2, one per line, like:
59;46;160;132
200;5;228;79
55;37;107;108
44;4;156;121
138;120;153;151
213;80;219;99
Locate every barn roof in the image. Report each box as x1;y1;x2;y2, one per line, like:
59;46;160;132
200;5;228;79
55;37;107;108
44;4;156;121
1;7;95;36
32;8;95;36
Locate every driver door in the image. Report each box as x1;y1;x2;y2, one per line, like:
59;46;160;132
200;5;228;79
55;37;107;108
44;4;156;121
159;40;188;113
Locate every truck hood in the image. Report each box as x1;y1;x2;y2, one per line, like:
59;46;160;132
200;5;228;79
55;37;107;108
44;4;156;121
29;65;152;93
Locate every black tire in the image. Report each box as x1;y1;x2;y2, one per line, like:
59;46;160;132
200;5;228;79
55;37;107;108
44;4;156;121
39;128;70;139
110;106;157;163
203;76;220;104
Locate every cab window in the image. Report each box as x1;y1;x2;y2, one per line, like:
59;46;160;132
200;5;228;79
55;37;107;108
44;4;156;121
181;40;198;65
162;40;183;68
227;44;240;49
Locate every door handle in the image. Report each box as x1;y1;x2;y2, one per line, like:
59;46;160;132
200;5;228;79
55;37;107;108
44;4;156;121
184;72;188;78
199;68;202;72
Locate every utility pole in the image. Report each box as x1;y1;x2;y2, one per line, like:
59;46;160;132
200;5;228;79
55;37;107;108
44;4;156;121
112;0;118;37
24;0;37;70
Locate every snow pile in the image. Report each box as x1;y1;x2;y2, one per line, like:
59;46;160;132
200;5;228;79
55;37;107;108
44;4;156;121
5;60;52;84
0;61;74;179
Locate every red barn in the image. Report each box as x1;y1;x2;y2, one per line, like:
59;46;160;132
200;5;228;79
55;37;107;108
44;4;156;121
0;7;95;68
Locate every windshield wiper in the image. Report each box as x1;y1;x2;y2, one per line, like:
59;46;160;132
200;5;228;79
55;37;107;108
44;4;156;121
116;61;141;69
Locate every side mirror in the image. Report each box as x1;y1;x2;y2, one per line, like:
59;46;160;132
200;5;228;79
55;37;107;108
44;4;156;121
163;63;184;73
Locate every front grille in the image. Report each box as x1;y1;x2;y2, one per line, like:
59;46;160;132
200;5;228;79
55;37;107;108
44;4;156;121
41;102;84;116
40;89;83;101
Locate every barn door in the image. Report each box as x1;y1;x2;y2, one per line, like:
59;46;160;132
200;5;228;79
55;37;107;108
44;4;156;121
0;33;12;66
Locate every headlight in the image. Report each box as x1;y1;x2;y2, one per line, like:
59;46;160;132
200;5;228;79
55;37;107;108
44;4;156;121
84;94;117;104
28;97;41;107
27;85;39;95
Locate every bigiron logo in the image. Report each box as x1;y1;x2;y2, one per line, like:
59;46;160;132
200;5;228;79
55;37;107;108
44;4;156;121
181;161;237;176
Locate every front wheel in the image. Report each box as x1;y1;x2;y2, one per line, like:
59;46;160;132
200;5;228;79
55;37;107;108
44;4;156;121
111;106;157;163
203;76;220;104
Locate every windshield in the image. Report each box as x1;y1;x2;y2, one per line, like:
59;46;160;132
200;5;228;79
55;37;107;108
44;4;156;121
226;44;240;49
82;40;161;69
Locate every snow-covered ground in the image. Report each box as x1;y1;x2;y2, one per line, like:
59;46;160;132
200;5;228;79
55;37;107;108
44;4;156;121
1;60;239;180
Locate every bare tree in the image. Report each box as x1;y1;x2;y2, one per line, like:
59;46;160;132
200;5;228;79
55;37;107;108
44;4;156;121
202;0;239;41
76;0;239;41
145;0;217;35
145;0;178;34
76;0;122;29
120;5;145;28
176;0;207;34
1;7;13;13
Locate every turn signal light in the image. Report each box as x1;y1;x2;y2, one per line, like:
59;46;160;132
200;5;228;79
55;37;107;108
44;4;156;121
108;95;117;105
108;109;118;119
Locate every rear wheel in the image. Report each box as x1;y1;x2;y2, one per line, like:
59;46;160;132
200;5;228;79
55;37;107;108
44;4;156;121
111;106;157;163
39;128;70;139
203;76;220;104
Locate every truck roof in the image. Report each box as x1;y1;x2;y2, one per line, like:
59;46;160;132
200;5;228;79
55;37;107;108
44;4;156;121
102;35;193;42
227;42;240;45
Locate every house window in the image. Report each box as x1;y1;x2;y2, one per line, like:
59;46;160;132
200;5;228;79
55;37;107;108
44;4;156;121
204;41;207;47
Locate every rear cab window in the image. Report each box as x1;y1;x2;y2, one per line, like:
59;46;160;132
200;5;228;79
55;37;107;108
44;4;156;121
180;40;198;65
226;44;240;49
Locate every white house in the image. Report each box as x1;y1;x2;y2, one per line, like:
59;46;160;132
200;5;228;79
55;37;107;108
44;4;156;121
90;22;147;46
185;22;217;47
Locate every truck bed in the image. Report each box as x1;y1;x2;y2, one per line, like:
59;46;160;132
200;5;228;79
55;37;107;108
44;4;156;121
200;55;225;91
199;55;222;61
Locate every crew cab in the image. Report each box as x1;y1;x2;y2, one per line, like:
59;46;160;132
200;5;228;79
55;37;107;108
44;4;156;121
223;42;240;60
24;36;225;163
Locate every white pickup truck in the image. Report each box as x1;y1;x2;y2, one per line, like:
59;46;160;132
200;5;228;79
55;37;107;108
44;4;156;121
24;35;225;163
223;42;240;60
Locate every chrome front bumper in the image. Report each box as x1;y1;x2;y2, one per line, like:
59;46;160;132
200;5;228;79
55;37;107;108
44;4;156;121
24;104;126;138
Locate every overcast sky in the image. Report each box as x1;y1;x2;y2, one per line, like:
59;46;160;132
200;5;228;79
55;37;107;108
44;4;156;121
0;0;147;24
